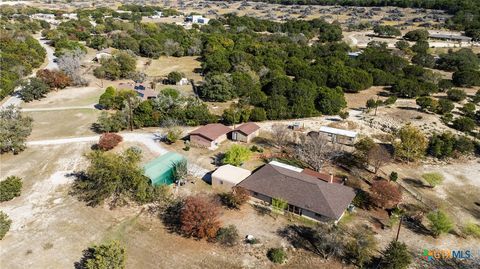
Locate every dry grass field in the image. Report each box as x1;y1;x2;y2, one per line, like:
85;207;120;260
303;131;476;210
25;109;100;140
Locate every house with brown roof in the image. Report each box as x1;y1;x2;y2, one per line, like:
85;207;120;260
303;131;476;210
231;122;260;143
238;161;356;222
189;123;232;150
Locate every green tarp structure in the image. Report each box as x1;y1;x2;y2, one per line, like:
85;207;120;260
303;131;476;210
144;152;186;186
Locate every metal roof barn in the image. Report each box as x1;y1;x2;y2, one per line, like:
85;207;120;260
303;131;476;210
144;152;186;186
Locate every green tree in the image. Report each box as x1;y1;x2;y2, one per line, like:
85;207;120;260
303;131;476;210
446;88;467;102
452;69;480;87
94;111;127;133
139;37;161;58
0;211;12;240
222;145;251;166
394;40;410;51
373;25;401;37
435;99;454;115
72;148;164;206
78;241;126;269
98;86;116;109
199;73;234;102
0;176;22;202
403;29;429;41
167;71;183;85
427;210;454;237
346;226;377;268
394;124;427;162
316;86;347;115
381;241;412;269
18;78;50;102
249;107;267;122
0;105;33;154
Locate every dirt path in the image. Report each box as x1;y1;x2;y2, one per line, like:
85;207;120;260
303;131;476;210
21;104;96;112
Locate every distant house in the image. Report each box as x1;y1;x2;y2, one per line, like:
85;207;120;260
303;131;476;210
150;11;162;19
136;88;158;100
314;126;358;145
144;152;186;185
189;123;232;150
428;33;472;43
95;48;114;61
186;15;210;25
62;13;78;20
231;122;260;143
211;164;251;190
238;161;356;222
177;78;189;86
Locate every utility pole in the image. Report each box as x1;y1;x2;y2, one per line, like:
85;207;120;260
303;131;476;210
395;215;403;242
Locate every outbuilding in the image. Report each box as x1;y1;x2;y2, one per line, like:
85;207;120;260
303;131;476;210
317;126;358;145
144;152;186;186
189;123;232;150
211;164;251;190
231;122;260;143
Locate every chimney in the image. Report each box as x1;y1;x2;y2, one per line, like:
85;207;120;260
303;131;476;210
329;172;333;184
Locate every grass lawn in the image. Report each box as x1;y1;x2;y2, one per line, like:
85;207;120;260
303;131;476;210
141;56;203;82
21;87;103;108
26;108;100;140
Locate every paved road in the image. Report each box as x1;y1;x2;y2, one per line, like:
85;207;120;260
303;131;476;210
27;132;210;178
1;36;57;110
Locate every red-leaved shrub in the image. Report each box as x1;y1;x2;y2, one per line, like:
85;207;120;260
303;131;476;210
180;196;220;239
98;133;123;151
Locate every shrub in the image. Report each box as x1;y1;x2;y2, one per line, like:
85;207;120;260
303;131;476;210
219;186;249;209
216;225;239;247
427;210;454;237
0;176;22;202
166;127;183;144
452;116;476;132
389;171;398;182
446;88;467;102
77;241;126;269
98;133;123;151
180;196;221;239
339;110;349;119
0;211;12;240
382;241;412;269
369;180;402;209
222;145;252;166
267;248;287;264
167;71;183;84
421;172;444;187
384;96;397;105
463;222;480;239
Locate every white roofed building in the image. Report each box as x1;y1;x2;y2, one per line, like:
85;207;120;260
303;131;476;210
316;126;358;145
211;164;251;190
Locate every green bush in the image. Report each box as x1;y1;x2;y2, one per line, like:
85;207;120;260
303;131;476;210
0;176;22;202
463;222;480;239
421;172;444;187
222;145;251;166
389;172;398;182
446;88;467;102
0;211;12;240
427;210;454;237
216;225;239;247
267;248;287;264
382;240;412;269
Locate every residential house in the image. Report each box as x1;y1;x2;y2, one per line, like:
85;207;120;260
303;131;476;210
231;122;260;143
315;126;358;145
186;15;210;24
238;161;356;222
189;123;232;150
211;164;251;190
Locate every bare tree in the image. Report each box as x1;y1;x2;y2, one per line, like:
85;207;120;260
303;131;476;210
271;124;291;149
294;134;343;171
367;145;392;174
57;49;88;86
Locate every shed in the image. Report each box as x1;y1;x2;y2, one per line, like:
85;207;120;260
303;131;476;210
211;164;251;190
318;126;358;145
144;152;186;186
232;122;260;143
